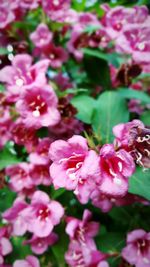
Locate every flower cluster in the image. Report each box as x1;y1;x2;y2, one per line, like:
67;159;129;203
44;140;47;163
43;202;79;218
0;0;149;266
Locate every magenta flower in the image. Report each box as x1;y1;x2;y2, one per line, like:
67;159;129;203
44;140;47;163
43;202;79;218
49;135;99;204
23;190;64;237
24;232;58;254
16;85;60;129
11;119;38;152
2;198;28;236
6;163;33;192
13;255;40;267
0;54;50;99
122;229;150;267
30;23;53;48
29;138;52;165
29;164;52;186
42;44;68;68
98;144;135;197
66;209;99;245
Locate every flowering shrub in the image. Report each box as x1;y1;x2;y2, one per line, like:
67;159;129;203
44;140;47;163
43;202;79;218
0;0;150;266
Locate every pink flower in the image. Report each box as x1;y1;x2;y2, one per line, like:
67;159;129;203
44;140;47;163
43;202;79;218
23;190;64;237
30;23;53;48
29;164;51;186
115;22;150;64
0;4;15;29
0;54;50;99
65;239;108;267
6;163;33;192
29;138;52;165
11;119;38;152
42;0;70;19
66;209;99;245
42;44;68;68
18;0;39;10
0;227;12;265
102;5;148;38
49;135;99;204
122;229;150;267
13;255;40;267
16;85;60;129
113;120;144;150
0;120;12;150
98;144;135;197
24;232;58;254
2;198;28;236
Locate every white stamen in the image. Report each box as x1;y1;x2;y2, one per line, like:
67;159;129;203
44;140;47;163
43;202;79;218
143;258;150;264
32;110;40;117
137;42;145;51
68;172;76;181
50;54;55;59
16;78;24;87
53;0;59;6
118;161;123;172
114;177;122;186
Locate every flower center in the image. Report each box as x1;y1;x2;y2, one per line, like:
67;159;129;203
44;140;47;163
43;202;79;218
29;95;47;117
37;207;50;221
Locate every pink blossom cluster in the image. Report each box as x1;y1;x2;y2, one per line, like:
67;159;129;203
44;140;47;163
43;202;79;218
0;1;149;266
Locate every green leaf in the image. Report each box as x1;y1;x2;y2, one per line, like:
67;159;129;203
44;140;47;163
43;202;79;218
129;168;150;201
0;146;20;170
0;187;16;213
83;25;101;34
96;232;125;253
84;55;111;90
71;94;96;124
92;91;129;143
118;88;150;104
0;47;8;55
140;110;150;126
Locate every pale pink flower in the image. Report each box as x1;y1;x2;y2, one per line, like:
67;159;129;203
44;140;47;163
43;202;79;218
2;198;28;236
49;135;99;204
66;209;99;245
102;5;148;38
23;190;64;237
115;22;150;64
98;144;135;197
18;0;39;10
30;23;53;48
13;255;40;267
16;85;60;129
6;163;33;192
24;232;58;254
0;227;12;265
65;239;108;267
29;138;52;165
0;4;15;29
122;229;150;267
